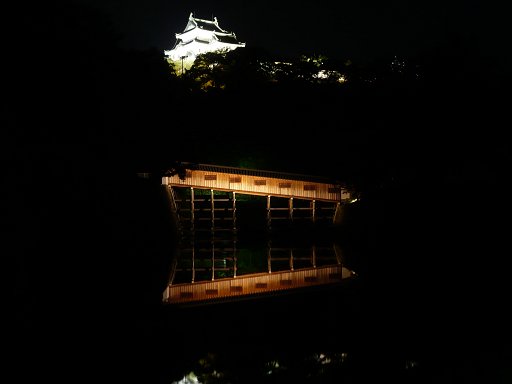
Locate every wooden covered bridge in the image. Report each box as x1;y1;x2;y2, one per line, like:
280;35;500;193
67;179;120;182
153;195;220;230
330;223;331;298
161;162;357;305
162;162;354;231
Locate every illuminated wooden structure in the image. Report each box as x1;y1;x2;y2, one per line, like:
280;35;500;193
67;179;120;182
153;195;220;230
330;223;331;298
162;163;357;305
163;163;351;202
162;162;353;232
164;264;355;305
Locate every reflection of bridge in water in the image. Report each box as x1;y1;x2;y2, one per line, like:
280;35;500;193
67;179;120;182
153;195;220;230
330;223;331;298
162;163;357;305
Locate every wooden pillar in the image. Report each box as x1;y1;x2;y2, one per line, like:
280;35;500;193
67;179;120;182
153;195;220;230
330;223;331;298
190;187;195;232
267;241;272;273
191;246;195;283
233;240;237;278
312;245;317;268
334;243;342;265
289;197;294;222
210;189;215;232
211;239;215;281
266;195;271;229
168;257;178;286
311;200;316;223
171;186;184;239
232;191;237;231
289;248;294;271
333;202;341;224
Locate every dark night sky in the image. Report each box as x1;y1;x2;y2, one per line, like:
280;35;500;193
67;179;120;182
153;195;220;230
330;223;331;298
74;0;509;64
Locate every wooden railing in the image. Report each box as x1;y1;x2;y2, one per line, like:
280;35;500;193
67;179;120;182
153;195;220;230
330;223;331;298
163;265;355;304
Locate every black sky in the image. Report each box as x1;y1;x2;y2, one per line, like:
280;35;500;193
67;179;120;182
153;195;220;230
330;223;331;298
74;0;509;64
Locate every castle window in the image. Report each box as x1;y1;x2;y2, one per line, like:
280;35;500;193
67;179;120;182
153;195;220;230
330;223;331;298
304;185;317;191
254;179;267;186
204;175;217;181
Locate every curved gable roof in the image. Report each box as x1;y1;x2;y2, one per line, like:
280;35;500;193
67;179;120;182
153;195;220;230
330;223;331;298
195;19;225;33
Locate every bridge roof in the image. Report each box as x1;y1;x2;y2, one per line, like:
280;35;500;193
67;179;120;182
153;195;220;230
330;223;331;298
174;162;343;185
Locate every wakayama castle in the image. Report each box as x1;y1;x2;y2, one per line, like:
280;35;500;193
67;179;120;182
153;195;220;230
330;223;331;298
164;13;245;73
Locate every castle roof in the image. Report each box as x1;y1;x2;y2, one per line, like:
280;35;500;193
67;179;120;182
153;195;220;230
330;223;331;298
178;13;233;38
216;34;241;45
165;12;245;63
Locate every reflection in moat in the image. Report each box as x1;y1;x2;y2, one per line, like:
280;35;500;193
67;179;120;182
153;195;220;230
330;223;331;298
171;234;343;284
168;352;432;384
163;187;357;304
170;352;352;384
164;227;355;304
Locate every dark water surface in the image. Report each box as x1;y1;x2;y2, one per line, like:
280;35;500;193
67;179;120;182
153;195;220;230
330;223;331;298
11;175;511;383
157;180;511;383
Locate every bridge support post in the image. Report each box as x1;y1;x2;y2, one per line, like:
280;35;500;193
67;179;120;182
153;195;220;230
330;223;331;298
266;195;271;229
211;238;215;281
267;241;272;273
334;243;342;265
333;202;341;224
191;246;195;283
233;239;237;278
210;189;215;232
232;191;237;231
312;245;316;268
289;249;294;271
190;187;195;232
311;200;316;223
289;198;294;222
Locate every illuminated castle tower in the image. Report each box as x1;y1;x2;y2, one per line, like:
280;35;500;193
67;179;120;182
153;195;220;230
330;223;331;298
165;12;246;73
